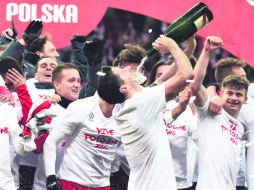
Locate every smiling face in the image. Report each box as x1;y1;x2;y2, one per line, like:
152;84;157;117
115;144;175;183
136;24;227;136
221;87;247;117
53;68;81;101
220;75;249;118
36;57;58;83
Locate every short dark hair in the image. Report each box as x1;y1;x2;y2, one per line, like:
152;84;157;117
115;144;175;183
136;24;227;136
27;35;49;53
146;60;173;86
221;75;249;94
97;66;125;104
52;63;78;83
215;58;246;83
0;56;23;75
112;44;146;67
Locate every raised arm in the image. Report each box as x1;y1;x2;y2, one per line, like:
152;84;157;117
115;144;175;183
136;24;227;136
184;35;197;59
152;36;196;87
153;35;194;100
191;36;223;107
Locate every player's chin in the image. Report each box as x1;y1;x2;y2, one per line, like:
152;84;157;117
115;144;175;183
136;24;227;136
66;94;79;101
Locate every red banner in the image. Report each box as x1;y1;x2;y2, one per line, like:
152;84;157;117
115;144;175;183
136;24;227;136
1;0;254;67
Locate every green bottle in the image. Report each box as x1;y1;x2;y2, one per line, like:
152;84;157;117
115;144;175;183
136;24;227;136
139;2;213;68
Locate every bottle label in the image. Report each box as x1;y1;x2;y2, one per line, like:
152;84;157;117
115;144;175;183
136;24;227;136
194;14;209;30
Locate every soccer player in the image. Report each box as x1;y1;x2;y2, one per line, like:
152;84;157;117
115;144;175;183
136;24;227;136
104;35;194;190
190;36;249;189
43;71;122;189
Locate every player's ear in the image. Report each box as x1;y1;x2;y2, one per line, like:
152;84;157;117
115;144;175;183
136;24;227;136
119;84;127;94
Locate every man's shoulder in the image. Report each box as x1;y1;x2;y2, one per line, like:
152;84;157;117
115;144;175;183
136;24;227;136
70;95;98;109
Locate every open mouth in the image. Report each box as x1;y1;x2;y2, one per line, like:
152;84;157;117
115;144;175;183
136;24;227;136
44;74;52;78
72;89;79;93
227;101;239;107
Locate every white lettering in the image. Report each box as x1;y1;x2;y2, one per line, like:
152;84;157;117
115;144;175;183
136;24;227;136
31;4;40;20
66;5;78;23
41;4;53;23
53;5;65;23
6;3;18;21
5;3;78;23
19;3;31;22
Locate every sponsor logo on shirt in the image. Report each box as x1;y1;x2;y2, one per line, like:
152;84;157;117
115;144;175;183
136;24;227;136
0;127;8;135
166;124;187;136
84;128;119;149
88;113;94;121
220;119;242;145
39;95;50;100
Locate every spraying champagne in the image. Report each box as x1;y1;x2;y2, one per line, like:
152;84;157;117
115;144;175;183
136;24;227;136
137;2;213;75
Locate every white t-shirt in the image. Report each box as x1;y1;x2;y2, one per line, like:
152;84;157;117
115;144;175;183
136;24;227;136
196;100;244;190
0;76;5;86
247;83;254;104
32;103;66;190
114;84;177;190
0;102;21;190
55;95;121;187
164;101;197;189
19;80;55;167
238;103;254;189
26;79;55;106
111;143;130;176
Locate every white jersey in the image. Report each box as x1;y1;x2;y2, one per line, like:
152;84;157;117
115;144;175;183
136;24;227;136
0;102;21;190
236;143;247;186
164;101;197;189
187;132;199;184
19;80;55;168
111;143;130;175
196;100;244;190
26;79;55;105
114;84;177;190
33;103;66;190
247;83;254;104
0;76;5;86
238;103;254;189
55;95;121;187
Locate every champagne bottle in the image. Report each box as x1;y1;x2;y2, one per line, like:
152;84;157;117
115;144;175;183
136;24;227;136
138;2;213;72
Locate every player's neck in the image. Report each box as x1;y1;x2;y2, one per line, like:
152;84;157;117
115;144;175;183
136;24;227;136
98;98;115;118
58;95;73;109
223;106;240;118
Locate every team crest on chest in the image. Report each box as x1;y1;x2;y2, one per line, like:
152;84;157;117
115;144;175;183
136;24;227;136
88;113;94;121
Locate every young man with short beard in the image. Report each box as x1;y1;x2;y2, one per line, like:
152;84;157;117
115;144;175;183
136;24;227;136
102;35;194;190
190;36;249;189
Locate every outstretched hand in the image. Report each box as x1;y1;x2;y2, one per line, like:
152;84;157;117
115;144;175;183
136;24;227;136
22;20;43;45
